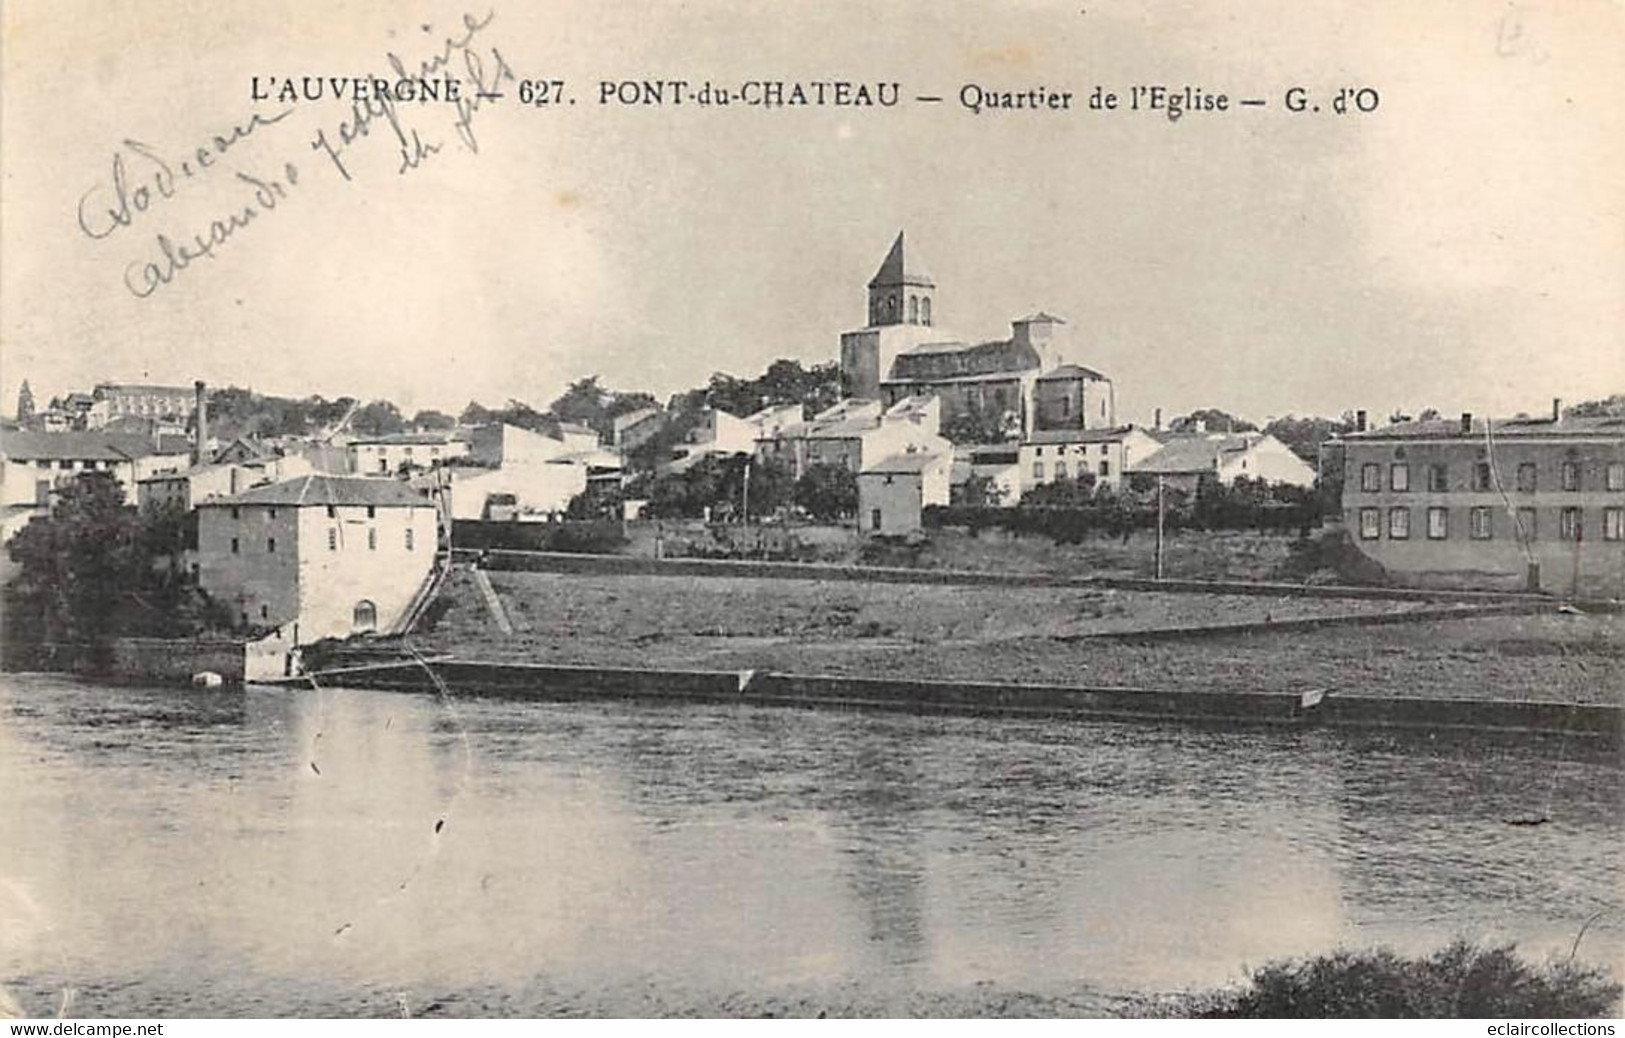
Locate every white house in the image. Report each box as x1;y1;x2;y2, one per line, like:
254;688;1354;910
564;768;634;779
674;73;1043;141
0;428;192;541
759;396;950;480
444;423;601;520
137;454;315;514
1128;431;1316;492
195;474;438;644
858;450;952;536
347;431;469;475
1020;425;1166;496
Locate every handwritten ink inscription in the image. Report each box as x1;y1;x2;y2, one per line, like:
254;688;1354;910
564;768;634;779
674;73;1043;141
77;10;511;300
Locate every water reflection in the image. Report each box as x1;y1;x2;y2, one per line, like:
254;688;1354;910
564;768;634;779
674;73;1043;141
0;674;1618;1017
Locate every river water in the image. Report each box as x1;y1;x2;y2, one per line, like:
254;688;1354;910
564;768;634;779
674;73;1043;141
0;674;1619;1017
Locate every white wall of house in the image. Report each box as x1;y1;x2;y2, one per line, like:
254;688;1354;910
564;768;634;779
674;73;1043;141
447;461;587;520
858;455;951;536
348;438;469;475
197;501;436;642
0;455;136;508
1216;436;1316;486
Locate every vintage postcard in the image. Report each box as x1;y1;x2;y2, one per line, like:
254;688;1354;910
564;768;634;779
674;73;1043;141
1;0;1621;1022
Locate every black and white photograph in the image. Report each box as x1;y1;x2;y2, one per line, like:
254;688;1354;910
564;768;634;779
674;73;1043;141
0;0;1621;1022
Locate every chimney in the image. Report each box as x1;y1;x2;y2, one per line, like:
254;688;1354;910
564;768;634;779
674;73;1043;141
1460;412;1473;435
193;381;208;466
1355;409;1367;432
1552;397;1562;421
1153;407;1162;430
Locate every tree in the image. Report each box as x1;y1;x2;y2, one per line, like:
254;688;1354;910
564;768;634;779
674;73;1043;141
742;455;795;518
1565;394;1625;419
955;473;1008;507
794;463;858;520
350;399;406;437
412;409;456;430
1171;408;1257;434
1263;413;1357;464
1019;471;1098;507
942;401;1015;444
547;376;660;441
3;474;227;669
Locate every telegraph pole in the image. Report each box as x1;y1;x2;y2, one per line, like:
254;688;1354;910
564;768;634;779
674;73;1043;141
1155;475;1166;581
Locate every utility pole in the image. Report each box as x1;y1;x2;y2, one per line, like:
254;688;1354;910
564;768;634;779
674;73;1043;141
1155;475;1166;581
741;457;752;524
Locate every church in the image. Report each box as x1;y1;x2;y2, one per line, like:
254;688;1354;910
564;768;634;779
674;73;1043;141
838;231;1115;439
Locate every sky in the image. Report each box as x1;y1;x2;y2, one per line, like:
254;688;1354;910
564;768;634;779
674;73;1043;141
2;0;1621;427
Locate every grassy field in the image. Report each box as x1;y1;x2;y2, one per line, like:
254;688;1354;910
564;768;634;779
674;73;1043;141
414;570;1623;704
631;522;1308;582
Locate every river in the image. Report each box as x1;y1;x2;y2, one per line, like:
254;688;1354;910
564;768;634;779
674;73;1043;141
0;674;1619;1017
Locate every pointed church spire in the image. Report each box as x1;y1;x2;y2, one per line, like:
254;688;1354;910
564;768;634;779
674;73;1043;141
16;380;34;422
868;230;934;289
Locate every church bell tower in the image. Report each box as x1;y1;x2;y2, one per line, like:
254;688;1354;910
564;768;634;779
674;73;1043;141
867;230;935;328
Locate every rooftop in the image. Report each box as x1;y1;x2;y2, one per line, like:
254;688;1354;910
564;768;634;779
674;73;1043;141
1025;425;1141;446
0;429;189;461
863;450;946;475
868;230;934;289
1339;414;1625;441
201;474;432;508
1129;433;1266;475
1036;363;1108;382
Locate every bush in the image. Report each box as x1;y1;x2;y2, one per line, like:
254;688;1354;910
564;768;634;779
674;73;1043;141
1200;941;1621;1018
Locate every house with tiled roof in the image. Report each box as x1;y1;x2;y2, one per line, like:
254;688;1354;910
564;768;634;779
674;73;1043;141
1128;431;1315;493
0;427;194;540
1335;407;1625;597
194;474;438;642
1019;425;1165;496
858;446;952;536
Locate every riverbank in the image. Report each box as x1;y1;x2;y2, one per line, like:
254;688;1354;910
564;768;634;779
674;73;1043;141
412;569;1624;706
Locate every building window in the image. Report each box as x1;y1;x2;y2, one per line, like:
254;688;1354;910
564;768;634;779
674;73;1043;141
1561;460;1581;492
328;528;338;551
1361;463;1381;492
1604;508;1624;542
1470;507;1493;540
1061;397;1071;417
230;537;240;554
1390;463;1409;492
58;460;72;470
1055;461;1068;479
366;506;377;519
1359;508;1380;540
260;605;269;620
1388;507;1410;540
230;507;240;520
1427;465;1449;492
1516;507;1538;542
1473;462;1493;492
908;295;919;324
1560;507;1582;542
405;528;415;551
1032;462;1045;480
1607;462;1624;492
368;528;378;551
266;537;276;553
1426;507;1448;540
327;505;337;518
920;298;931;325
1099;460;1110;477
870;508;883;532
1100;445;1109;456
1516;462;1537;493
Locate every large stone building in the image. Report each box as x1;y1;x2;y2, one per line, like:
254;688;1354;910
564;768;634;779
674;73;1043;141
1336;410;1624;598
839;232;1115;439
196;474;438;642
